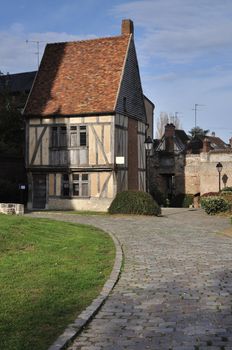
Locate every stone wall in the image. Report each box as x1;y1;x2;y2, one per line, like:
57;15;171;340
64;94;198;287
200;151;232;194
0;203;24;215
185;150;232;195
185;154;201;194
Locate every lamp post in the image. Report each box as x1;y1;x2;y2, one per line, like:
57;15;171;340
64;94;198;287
144;136;153;193
216;162;223;192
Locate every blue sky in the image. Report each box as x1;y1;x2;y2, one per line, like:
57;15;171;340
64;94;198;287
1;0;232;142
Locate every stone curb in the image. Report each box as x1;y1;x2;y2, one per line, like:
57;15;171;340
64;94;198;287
48;230;123;350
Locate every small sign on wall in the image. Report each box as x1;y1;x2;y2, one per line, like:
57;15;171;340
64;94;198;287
116;156;125;165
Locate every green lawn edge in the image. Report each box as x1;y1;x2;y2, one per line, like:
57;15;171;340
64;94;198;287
0;215;115;350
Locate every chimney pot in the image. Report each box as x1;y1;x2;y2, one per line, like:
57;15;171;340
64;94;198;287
164;123;175;152
121;19;134;35
203;138;211;153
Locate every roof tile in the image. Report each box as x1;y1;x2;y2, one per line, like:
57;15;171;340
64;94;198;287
24;35;131;116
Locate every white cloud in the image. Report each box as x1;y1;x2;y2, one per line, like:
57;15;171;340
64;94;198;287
112;0;232;63
0;23;96;73
111;0;232;141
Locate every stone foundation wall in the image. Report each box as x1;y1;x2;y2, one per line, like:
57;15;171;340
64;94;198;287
0;203;24;215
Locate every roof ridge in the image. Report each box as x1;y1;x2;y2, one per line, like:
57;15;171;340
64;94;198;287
46;34;130;46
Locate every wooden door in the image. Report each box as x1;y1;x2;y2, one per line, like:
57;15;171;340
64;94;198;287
33;174;47;209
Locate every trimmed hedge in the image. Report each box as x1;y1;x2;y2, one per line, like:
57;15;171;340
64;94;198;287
200;196;231;215
108;191;161;216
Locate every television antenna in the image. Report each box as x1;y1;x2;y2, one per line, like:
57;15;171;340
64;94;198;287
192;104;205;128
26;40;45;68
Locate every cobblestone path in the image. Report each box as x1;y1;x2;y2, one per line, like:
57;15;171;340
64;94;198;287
29;209;232;350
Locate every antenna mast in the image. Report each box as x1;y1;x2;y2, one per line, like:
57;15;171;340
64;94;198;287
26;40;45;68
192;104;204;128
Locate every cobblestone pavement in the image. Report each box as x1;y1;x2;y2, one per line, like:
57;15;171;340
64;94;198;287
28;209;232;350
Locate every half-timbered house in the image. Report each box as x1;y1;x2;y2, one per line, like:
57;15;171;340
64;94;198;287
24;19;151;210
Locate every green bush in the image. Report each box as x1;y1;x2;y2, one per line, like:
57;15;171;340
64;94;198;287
221;186;232;193
200;196;231;215
108;190;161;216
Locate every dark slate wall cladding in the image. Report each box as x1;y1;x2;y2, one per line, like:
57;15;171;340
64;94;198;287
116;38;146;122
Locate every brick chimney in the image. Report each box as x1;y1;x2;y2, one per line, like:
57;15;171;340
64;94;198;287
203;138;211;153
121;19;134;35
164;123;175;152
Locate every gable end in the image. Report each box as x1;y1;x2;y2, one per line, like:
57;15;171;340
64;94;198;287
115;38;146;122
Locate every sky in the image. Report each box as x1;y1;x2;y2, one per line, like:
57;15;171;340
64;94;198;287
1;0;232;142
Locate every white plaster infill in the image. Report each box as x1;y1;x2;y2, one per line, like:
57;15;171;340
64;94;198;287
48;229;123;350
0;203;24;215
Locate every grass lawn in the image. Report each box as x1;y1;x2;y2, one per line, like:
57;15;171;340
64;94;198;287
0;214;115;350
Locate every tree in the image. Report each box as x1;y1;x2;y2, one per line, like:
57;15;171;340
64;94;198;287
188;126;209;138
0;73;25;155
155;112;182;138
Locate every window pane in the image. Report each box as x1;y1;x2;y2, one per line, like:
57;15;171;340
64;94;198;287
62;174;69;196
73;173;79;181
60;126;67;147
73;183;79;196
71;126;77;131
62;174;69;181
80;126;87;146
51;127;58;147
82;183;88;197
70;132;77;147
82;174;88;181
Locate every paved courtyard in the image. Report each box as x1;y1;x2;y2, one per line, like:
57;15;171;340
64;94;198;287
29;209;232;350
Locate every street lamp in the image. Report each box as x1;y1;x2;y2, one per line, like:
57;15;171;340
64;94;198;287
144;136;153;193
216;162;223;192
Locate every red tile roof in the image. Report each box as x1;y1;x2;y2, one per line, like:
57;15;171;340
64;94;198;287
24;35;131;116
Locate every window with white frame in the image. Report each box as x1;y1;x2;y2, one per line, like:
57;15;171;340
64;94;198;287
72;173;89;197
50;125;87;148
61;173;89;197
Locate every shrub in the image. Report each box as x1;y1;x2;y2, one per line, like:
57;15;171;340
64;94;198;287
108;190;161;216
200;196;231;215
221;186;232;193
221;187;232;196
